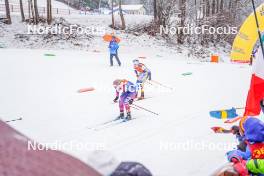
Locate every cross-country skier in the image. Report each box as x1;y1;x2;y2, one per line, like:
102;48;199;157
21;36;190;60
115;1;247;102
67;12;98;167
109;36;121;67
113;79;138;121
133;59;151;100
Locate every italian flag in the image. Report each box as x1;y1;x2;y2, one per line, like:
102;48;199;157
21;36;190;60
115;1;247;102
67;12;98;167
244;47;264;116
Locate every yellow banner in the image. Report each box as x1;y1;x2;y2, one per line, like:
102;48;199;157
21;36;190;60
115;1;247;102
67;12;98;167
231;3;264;63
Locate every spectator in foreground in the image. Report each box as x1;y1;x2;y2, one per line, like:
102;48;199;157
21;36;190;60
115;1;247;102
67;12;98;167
87;150;152;176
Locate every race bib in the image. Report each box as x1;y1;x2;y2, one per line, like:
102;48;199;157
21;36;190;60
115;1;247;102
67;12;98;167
250;143;264;159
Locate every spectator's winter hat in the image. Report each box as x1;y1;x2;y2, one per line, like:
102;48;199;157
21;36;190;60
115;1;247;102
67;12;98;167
111;162;152;176
87;150;120;176
243;117;264;142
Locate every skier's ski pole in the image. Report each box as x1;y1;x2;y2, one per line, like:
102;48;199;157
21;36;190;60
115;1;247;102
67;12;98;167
146;81;154;86
149;80;173;90
212;107;244;112
131;104;159;116
5;117;22;123
235;107;245;110
131;106;140;110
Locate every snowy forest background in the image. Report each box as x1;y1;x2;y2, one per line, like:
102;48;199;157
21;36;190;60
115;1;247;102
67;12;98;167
0;0;263;58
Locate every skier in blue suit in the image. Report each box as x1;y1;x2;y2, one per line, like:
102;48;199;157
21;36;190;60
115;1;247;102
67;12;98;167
109;36;121;66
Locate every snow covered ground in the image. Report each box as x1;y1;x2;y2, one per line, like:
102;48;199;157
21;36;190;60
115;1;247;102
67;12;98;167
0;46;259;175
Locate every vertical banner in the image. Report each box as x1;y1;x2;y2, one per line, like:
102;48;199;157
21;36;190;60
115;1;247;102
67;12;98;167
231;3;264;63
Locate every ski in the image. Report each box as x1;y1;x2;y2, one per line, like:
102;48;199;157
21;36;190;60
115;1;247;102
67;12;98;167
87;118;122;130
87;118;136;131
93;118;136;131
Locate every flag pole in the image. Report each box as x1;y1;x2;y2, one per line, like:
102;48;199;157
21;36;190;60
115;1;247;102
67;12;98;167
251;0;264;59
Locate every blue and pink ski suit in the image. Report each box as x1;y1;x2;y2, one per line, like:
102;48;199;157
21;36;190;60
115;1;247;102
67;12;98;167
115;80;138;112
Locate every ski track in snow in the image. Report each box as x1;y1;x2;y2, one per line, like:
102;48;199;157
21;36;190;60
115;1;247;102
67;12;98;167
0;47;261;175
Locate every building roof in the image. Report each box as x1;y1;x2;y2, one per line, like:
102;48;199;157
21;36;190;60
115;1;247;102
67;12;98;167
0;120;101;176
113;4;145;11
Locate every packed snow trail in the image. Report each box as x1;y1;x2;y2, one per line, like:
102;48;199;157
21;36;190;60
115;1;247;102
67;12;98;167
0;48;258;175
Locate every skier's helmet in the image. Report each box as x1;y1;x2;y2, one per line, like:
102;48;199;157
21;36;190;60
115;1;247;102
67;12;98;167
133;59;139;65
113;79;121;87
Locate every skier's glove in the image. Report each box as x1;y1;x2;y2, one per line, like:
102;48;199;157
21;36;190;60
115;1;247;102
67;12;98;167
128;99;134;105
113;96;119;103
211;127;224;133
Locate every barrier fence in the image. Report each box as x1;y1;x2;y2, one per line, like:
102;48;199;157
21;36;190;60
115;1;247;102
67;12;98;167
0;4;80;15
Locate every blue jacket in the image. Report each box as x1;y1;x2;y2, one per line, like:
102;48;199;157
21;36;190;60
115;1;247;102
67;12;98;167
227;146;251;161
244;117;264;143
109;40;119;55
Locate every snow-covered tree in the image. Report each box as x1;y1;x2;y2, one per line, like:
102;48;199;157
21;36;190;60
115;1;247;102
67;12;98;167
111;0;115;28
47;0;52;24
33;0;39;23
19;0;25;22
5;0;11;24
119;0;126;29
